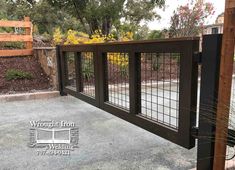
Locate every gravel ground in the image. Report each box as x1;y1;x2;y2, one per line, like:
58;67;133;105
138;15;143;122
0;96;197;170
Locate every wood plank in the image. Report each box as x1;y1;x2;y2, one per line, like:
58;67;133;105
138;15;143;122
0;34;33;42
0;49;33;57
24;17;32;49
228;0;235;8
213;0;235;169
0;20;31;28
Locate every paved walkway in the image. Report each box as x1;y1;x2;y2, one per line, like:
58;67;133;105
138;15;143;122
0;96;196;170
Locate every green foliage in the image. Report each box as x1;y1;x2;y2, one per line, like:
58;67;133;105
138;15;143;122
133;25;150;40
1;0;84;35
4;0;34;20
114;23;150;40
148;30;165;40
47;0;165;36
31;0;83;34
82;59;94;81
0;0;7;19
1;0;166;40
0;42;24;49
124;0;163;24
5;69;33;81
0;27;14;34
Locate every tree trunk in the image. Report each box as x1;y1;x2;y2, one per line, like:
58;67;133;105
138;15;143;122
102;17;112;36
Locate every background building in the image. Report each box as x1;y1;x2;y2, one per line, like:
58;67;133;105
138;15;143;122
203;13;224;34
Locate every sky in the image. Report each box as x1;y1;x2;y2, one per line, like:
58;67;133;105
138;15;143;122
147;0;225;30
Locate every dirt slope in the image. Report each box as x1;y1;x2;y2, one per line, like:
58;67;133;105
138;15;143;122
0;56;50;94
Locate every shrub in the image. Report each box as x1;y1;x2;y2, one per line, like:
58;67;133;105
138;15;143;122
53;27;63;45
52;28;133;78
0;42;24;49
5;69;33;81
52;28;132;46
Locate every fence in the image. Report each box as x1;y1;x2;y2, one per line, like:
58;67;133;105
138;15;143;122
0;17;33;57
56;34;235;169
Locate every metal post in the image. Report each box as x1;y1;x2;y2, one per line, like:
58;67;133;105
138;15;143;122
56;45;67;96
98;51;108;109
129;52;141;114
197;34;222;170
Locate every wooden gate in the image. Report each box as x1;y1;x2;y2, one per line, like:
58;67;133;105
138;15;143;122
0;17;33;57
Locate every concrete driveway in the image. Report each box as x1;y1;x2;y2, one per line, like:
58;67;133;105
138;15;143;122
0;96;196;170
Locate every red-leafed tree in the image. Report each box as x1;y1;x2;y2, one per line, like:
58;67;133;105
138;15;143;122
169;1;215;37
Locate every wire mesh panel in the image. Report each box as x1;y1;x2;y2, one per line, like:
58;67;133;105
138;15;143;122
107;53;129;110
65;52;76;90
140;53;180;130
81;52;95;98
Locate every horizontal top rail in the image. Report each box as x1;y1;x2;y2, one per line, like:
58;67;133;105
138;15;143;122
0;20;31;28
59;37;200;53
59;37;200;47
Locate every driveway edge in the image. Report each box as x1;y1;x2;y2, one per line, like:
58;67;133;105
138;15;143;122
0;91;60;102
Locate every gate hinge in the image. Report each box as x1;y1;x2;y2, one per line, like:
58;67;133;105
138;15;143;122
193;52;202;64
192;126;235;147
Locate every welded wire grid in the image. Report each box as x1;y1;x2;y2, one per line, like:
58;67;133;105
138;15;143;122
65;52;76;90
107;53;129;110
81;52;95;98
225;52;235;169
140;53;180;130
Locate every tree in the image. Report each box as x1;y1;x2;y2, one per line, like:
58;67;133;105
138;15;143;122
148;30;166;39
5;0;35;20
47;0;165;36
1;0;84;34
169;1;214;38
133;25;150;40
30;0;83;34
0;0;8;19
1;0;166;38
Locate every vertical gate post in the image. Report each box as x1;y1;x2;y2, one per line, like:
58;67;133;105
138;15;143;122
56;45;67;96
129;52;141;114
213;1;235;169
197;34;222;170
